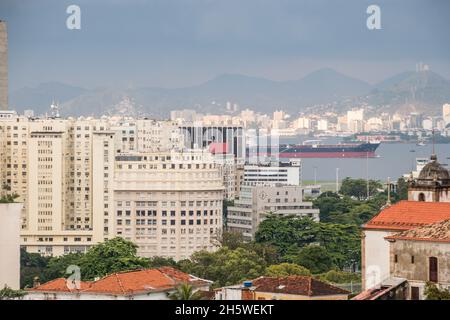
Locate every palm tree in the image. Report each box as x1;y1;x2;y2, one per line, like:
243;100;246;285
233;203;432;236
167;283;204;300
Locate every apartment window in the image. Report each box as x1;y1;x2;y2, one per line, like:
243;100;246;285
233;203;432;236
394;254;398;263
411;256;415;264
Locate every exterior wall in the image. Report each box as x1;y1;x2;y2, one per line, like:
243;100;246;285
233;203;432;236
114;150;224;260
0;21;7;110
362;229;394;290
409;188;450;203
227;185;319;240
215;288;347;300
253;291;347;300
0;203;22;290
390;239;450;299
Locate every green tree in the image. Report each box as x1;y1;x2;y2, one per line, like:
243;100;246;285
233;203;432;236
179;247;266;288
339;177;382;200
77;237;150;280
167;283;204;300
425;282;450;300
0;285;27;300
20;248;51;288
265;263;311;277
293;245;334;274
316;270;361;284
43;252;84;281
395;177;408;201
0;193;19;203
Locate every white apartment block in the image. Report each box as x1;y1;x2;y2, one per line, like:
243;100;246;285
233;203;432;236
114;150;223;260
243;159;302;187
227;184;319;240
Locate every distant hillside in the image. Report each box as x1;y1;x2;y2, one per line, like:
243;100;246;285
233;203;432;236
10;82;87;115
9;68;450;117
366;70;450;115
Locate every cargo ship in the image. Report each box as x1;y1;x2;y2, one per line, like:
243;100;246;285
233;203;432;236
278;141;380;158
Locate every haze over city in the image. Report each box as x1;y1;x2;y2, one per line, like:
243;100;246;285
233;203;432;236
1;0;450;91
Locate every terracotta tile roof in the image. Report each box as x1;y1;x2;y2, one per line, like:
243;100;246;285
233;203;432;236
28;267;211;296
385;218;450;243
250;276;349;297
28;278;91;293
363;201;450;231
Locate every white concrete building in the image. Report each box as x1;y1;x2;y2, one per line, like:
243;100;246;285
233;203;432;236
227;184;319;240
114;150;224;260
0;202;22;290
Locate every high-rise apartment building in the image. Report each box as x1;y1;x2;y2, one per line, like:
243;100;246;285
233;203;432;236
0;21;7;110
0;115;115;255
0;113;226;259
113;150;223;260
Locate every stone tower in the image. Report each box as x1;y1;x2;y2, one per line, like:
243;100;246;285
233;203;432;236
0;20;7;110
408;154;450;202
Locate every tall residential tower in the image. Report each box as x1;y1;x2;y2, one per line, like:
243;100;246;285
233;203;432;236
0;21;7;110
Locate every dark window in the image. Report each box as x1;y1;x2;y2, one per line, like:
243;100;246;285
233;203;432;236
418;193;425;201
411;287;420;300
429;257;438;282
411;256;415;264
394;254;398;263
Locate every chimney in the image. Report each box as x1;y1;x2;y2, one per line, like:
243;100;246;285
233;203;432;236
0;20;7;110
33;276;40;288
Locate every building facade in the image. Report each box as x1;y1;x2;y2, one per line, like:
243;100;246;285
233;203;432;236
227;184;319;240
0;202;22;290
113;150;224;260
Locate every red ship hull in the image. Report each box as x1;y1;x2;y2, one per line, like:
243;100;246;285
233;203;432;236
278;151;377;158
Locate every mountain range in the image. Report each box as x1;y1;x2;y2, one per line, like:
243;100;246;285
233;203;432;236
9;68;450;118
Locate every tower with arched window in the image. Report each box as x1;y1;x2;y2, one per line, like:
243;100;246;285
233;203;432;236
408;154;450;202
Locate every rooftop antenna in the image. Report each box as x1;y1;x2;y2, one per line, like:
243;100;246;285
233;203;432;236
386;177;391;206
431;127;437;161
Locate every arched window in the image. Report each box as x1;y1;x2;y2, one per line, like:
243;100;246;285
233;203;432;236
418;193;426;202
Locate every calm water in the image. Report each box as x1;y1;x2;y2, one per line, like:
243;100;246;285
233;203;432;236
279;136;450;182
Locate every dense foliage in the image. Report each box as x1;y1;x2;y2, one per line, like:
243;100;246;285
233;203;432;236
255;215;361;270
0;286;27;300
425;282;450;300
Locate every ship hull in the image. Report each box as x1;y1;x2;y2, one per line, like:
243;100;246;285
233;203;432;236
278;151;377;158
248;142;380;159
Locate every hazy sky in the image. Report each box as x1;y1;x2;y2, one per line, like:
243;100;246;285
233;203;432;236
1;0;450;91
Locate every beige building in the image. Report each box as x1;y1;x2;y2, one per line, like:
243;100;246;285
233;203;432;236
0;115;115;256
0;113;226;260
114;149;224;260
386;219;450;299
0;202;22;290
361;154;450;291
0;20;7;111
